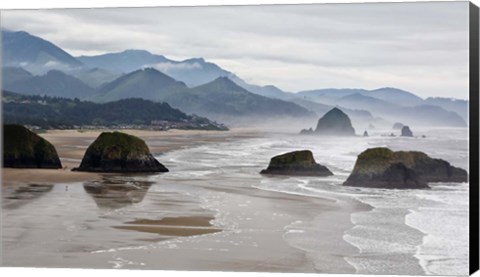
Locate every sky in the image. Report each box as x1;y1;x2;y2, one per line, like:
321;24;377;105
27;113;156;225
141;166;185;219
0;1;471;99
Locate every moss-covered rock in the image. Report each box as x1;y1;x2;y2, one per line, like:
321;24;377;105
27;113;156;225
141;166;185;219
3;124;62;168
73;131;168;173
315;108;355;136
343;147;468;189
260;150;333;176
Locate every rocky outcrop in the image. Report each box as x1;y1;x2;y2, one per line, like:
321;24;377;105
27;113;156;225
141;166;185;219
260;150;333;176
401;126;413;137
343;147;468;189
392;122;404;130
314;108;355;136
73;131;168;173
3;124;62;168
300;128;314;135
363;130;369;137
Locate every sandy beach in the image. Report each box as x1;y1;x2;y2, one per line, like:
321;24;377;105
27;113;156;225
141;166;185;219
1;128;362;272
2;128;260;185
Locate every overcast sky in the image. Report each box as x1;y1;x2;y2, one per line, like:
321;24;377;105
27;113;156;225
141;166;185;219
1;2;470;99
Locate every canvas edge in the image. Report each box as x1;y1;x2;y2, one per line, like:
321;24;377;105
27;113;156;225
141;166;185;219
470;1;480;275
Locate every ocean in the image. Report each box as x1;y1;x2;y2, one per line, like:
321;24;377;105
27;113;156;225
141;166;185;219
158;127;469;275
1;127;469;275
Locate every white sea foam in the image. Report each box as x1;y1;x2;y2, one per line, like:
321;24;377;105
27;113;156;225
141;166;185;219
155;128;469;275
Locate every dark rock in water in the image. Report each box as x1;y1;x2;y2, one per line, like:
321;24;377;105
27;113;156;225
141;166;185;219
260;150;333;176
363;130;369;137
314;108;355;136
300;128;314;135
389;133;396;137
73;131;168;173
392;122;404;130
3;124;62;169
421;135;427;138
343;147;468;189
401;126;413;137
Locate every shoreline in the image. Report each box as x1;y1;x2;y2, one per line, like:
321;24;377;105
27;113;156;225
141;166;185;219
2;128;263;186
3;127;362;273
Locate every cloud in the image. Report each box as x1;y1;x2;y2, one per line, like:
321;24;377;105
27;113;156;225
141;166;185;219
149;62;203;73
0;2;470;98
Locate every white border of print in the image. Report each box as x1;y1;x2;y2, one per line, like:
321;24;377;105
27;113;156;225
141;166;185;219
0;1;479;277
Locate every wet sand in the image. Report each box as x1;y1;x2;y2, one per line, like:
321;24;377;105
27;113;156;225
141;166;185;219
1;128;362;273
2;128;261;185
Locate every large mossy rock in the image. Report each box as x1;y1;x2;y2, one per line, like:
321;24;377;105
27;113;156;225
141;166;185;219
315;108;355;136
3;124;62;168
260;150;333;176
73;131;168;173
343;147;468;189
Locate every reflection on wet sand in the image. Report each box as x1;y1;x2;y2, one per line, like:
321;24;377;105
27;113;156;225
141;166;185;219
83;175;154;209
3;184;54;209
114;216;221;237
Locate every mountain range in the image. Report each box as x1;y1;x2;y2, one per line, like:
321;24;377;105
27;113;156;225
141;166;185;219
1;29;470;128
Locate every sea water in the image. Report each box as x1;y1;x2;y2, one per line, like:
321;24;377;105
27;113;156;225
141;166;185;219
159;127;469;275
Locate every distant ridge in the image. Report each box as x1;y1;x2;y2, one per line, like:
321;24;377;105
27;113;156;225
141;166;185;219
3;69;96;99
93;68;188;102
2;30;82;73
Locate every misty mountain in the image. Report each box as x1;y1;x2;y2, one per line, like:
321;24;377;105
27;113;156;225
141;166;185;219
77;48;300;98
297;88;369;105
72;68;122;89
337;94;467;127
2;30;83;74
165;77;314;120
164;58;234;87
77;50;170;74
291;98;374;120
393;105;467;127
297;88;467;127
335;93;399;114
2;66;33;85
77;50;234;87
3;69;96;99
92;68;188;102
94;71;313;121
424;97;469;121
297;88;423;107
1;29;469;128
368;87;424;106
230;76;295;100
290;98;385;131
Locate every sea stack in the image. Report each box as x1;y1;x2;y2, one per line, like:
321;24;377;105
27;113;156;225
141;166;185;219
260;150;333;176
343;147;468;189
363;130;369;137
314;108;355;136
73;131;168;173
401;126;413;137
3;124;62;169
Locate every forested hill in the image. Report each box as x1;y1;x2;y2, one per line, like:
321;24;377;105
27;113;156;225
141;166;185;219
2;91;227;130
